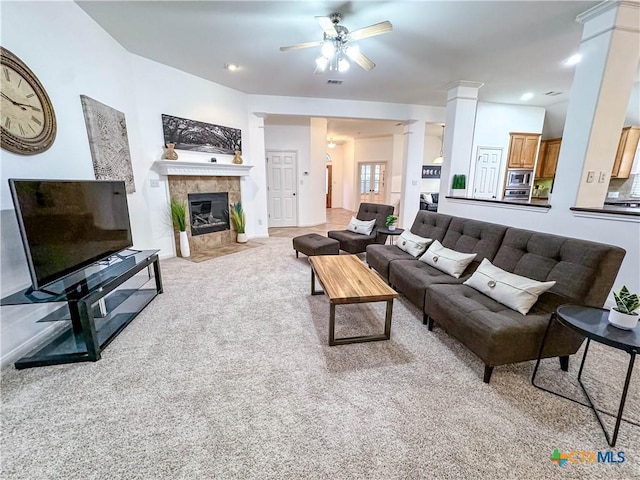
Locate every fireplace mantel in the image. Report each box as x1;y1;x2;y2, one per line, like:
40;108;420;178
154;160;254;177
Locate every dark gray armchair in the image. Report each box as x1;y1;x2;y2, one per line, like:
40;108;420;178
328;203;395;254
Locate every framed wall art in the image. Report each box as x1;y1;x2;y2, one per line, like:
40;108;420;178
80;95;136;194
422;165;441;179
162;114;241;155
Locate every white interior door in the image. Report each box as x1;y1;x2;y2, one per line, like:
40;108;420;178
267;151;297;227
359;162;386;204
473;147;503;199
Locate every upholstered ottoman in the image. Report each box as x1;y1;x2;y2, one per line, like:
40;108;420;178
293;234;340;258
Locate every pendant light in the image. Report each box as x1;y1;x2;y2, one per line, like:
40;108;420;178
433;125;444;164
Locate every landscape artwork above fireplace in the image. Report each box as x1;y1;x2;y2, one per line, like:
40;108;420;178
187;192;230;236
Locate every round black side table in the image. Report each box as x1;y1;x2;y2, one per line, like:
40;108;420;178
531;304;639;447
378;228;404;245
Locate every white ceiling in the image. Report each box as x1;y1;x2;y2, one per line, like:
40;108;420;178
76;1;602;139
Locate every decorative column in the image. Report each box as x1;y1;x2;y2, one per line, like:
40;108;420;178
399;120;423;228
439;81;484;202
555;1;640;208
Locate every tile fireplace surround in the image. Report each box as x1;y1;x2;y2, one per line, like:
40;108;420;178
155;161;254;256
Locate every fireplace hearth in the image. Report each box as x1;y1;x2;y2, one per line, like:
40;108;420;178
188;192;229;236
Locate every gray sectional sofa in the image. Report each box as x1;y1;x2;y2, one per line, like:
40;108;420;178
366;211;626;383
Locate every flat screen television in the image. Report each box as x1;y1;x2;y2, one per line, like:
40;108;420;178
9;179;133;291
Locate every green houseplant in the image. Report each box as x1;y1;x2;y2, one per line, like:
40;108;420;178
385;214;398;231
609;285;640;330
229;201;247;243
451;174;466;196
170;199;190;258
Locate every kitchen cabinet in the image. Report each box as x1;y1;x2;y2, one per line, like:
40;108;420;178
507;133;541;169
612;126;640;179
535;138;561;179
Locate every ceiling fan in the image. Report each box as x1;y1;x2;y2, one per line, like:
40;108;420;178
279;13;393;73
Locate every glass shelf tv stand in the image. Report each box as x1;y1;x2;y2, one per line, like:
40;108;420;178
1;249;163;369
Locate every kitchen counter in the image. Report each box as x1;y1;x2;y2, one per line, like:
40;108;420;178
571;205;640;217
446;196;551;208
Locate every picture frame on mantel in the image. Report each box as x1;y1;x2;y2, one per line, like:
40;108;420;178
162;114;241;155
422;165;441;179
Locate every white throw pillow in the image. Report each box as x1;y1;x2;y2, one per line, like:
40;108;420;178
423;193;434;204
346;216;376;236
463;258;556;315
418;240;476;278
396;231;433;257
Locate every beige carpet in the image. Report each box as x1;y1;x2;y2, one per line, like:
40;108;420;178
1;236;639;479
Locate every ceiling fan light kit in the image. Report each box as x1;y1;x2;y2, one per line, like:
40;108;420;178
280;12;392;74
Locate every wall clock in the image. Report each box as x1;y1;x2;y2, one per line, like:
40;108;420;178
1;47;56;155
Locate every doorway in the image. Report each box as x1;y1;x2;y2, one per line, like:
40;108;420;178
326;164;332;208
266;150;298;227
359;162;386;204
473;147;503;199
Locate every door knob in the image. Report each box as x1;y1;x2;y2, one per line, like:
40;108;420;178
293;193;296;196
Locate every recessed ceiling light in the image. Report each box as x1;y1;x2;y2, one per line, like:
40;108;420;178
564;54;582;66
224;63;239;71
520;92;534;101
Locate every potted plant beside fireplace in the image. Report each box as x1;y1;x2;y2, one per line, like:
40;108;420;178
230;201;247;243
171;199;190;258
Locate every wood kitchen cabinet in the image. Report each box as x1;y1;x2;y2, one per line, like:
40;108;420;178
507;133;541;169
612;126;640;179
535;138;561;179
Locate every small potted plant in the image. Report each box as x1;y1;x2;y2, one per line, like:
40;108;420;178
230;201;247;243
609;285;640;330
386;214;398;231
170;199;190;258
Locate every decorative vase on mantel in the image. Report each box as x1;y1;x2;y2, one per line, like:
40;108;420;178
232;150;243;164
164;142;179;160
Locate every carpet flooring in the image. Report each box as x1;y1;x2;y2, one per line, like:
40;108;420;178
1;236;639;479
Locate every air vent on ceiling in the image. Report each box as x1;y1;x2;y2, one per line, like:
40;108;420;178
327;80;344;85
544;91;562;96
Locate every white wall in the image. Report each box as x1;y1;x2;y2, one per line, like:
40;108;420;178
264;124;310;225
353;137;394;210
470;103;545;199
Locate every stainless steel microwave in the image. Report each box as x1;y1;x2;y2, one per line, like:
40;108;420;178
507;169;533;187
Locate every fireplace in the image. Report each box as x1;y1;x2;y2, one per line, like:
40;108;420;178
187;192;229;236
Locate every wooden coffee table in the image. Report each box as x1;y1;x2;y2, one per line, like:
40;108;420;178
308;255;398;346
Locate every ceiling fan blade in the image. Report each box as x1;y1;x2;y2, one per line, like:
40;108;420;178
346;49;376;71
316;16;339;37
280;41;323;52
349;21;393;41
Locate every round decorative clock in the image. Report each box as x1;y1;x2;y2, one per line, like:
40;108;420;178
1;47;56;155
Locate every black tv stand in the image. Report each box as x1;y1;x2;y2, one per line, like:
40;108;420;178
1;250;162;369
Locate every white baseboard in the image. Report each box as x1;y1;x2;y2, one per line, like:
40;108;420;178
0;321;67;369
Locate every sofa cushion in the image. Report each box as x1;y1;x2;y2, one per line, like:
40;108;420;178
464;258;556;315
389;259;465;309
492;228;626;307
346;216;376;235
419;240;477;278
328;230;377;254
409;210;453;241
441;217;507;264
424;284;584;366
396;230;432;257
366;244;416;280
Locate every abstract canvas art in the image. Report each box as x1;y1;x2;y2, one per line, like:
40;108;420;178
80;95;136;194
162;114;241;155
